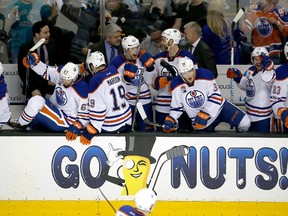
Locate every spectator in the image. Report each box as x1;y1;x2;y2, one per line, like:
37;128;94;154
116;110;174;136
18;20;64;99
85;23;123;66
173;0;208;31
140;20;167;57
0;41;9;63
183;21;218;78
110;35;155;132
202;0;231;65
8;59;89;132
227;47;276;132
162;57;251;133
68;51;132;145
0;62;11;130
152;28;198;131
239;0;288;64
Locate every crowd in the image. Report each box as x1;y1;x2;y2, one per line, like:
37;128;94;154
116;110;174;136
0;0;288;135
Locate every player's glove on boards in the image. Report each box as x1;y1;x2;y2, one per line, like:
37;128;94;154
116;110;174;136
259;54;274;71
226;67;242;83
66;120;83;141
163;116;177;133
194;111;210;129
80;123;98;145
153;76;169;90
139;50;155;71
277;107;288;128
23;53;39;68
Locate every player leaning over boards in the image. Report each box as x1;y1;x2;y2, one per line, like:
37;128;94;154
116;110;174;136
227;47;277;132
270;42;288;133
8;54;89;132
110;35;155;132
67;51;132;145
162;57;251;133
116;188;157;216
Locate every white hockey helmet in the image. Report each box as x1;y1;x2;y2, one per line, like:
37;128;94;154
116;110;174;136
122;35;140;50
284;42;288;60
0;62;3;76
60;62;79;82
178;57;194;74
162;28;181;45
86;51;106;73
135;188;157;213
251;46;269;63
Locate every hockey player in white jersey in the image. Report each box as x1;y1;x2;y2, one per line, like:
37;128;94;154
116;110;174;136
8;53;89;133
152;28;198;131
79;51;132;145
110;35;155;132
227;47;276;132
270;42;288;133
0;62;12;130
163;56;251;133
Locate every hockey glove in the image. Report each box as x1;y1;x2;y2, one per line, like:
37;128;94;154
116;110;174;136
259;54;274;71
153;76;169;90
65;120;83;141
80;123;98;145
194;111;210;130
139;50;155;72
277;107;288;128
124;62;137;83
163;116;177;133
226;67;242;83
23;53;39;68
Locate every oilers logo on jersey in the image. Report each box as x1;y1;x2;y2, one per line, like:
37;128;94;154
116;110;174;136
256;17;272;37
55;87;68;106
246;79;256;98
186;90;205;108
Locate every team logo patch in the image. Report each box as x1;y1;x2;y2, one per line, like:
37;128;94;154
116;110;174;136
185;90;205;108
246;79;255;98
55;87;68;106
256;17;272;37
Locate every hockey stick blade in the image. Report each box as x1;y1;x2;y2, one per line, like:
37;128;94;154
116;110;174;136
29;38;45;53
233;8;245;24
136;102;164;128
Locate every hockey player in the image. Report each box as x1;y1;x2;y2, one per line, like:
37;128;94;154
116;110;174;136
110;35;155;132
152;28;198;131
270;42;288;132
0;62;12;130
163;56;251;133
116;188;157;216
78;51;132;145
227;47;276;132
8;54;89;132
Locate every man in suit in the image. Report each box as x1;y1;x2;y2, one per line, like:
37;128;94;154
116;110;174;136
84;23;123;66
183;21;218;78
18;20;65;99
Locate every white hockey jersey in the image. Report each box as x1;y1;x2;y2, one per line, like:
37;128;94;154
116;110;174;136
0;75;11;126
31;62;89;126
169;68;225;128
237;65;276;122
87;65;132;133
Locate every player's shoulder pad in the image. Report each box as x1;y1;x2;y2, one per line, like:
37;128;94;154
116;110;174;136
154;51;168;60
110;54;126;69
170;75;185;91
72;76;88;98
275;64;288;80
195;68;214;80
178;50;197;63
244;66;256;76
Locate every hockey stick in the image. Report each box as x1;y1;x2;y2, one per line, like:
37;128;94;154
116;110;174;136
28;38;46;53
98;187;117;213
136;102;164;128
148;145;190;191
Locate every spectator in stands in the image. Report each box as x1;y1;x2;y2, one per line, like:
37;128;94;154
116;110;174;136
173;0;208;31
183;21;218;78
227;47;276;132
18;20;64;99
270;42;288;133
84;23;123;66
201;0;231;65
140;20;168;57
162;57;251;133
239;0;288;64
0;62;11;130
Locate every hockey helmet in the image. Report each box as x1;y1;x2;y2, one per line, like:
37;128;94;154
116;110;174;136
251;46;269;63
162;28;181;45
135;188;157;213
86;51;106;73
122;35;139;50
178;57;194;74
60;62;79;82
284;42;288;60
0;62;3;76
